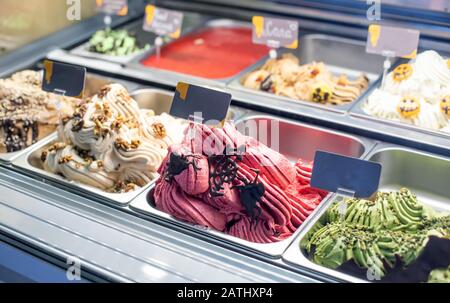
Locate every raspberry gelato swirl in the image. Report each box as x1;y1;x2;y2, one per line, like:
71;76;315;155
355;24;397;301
42;84;186;192
152;122;328;243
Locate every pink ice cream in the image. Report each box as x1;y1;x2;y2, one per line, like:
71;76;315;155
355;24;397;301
151;122;327;243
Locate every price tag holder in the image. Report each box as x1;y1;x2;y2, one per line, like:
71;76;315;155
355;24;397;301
310;151;382;199
366;24;420;59
42;60;86;98
252;16;298;59
96;0;128;16
143;5;183;58
366;25;420;88
170;82;231;127
143;5;183;39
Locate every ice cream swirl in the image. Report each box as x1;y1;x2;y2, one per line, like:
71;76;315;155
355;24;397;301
241;53;369;106
303;188;450;281
364;51;450;132
42;83;186;192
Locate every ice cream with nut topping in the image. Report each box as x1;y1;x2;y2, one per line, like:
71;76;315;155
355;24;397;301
363;50;450;132
41;83;186;192
302;188;450;282
241;53;369;106
0;70;76;153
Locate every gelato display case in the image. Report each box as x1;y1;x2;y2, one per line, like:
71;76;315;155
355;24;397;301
0;0;449;283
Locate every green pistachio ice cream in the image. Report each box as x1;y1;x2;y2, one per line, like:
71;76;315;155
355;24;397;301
302;188;450;282
88;29;149;56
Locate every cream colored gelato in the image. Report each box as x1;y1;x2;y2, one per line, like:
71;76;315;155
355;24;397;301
241;53;369;106
41;84;186;192
363;50;450;132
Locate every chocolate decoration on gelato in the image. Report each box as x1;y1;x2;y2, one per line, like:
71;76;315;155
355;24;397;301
164;152;202;182
208;144;245;197
232;169;265;227
152;122;328;243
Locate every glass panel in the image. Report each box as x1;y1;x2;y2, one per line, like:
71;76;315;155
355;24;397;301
0;0;97;57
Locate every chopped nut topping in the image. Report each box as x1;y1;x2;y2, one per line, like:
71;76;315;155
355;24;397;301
97;85;112;99
96;160;104;168
48;142;66;152
58;155;73;164
111;116;124;130
61;116;71;125
310;68;320;77
73;104;87;118
71;118;84;132
113;181;137;193
103;102;112;118
124;183;137;192
151;122;166;139
114;138;141;150
40;151;48;162
130;139;141;149
117;90;133;103
337;75;348;86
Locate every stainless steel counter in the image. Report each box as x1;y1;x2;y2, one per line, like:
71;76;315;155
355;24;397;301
0;166;321;283
1;2;449;283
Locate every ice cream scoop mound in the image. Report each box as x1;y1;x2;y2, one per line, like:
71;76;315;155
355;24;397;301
152;122;327;243
41;83;186;192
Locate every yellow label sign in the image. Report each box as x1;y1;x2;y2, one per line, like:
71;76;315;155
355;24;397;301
96;0;128;16
366;24;420;59
143;5;183;39
368;24;381;47
44;60;53;85
176;82;189;101
252;16;299;49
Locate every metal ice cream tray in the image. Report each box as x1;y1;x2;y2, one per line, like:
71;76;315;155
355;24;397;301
127;18;268;88
69;11;206;65
349;51;450;140
0;72;139;163
70;19;157;65
129;112;376;258
228;34;387;114
282;143;450;282
10;87;244;206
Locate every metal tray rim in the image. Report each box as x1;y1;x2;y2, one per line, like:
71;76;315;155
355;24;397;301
282;142;450;283
237;113;375;151
127;18;268;85
129;183;335;258
350;93;450;140
128;112;376;258
69;19;155;65
0;131;59;164
227;33;384;114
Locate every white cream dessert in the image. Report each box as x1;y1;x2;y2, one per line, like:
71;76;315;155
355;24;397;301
41;84;186;193
363;51;450;132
